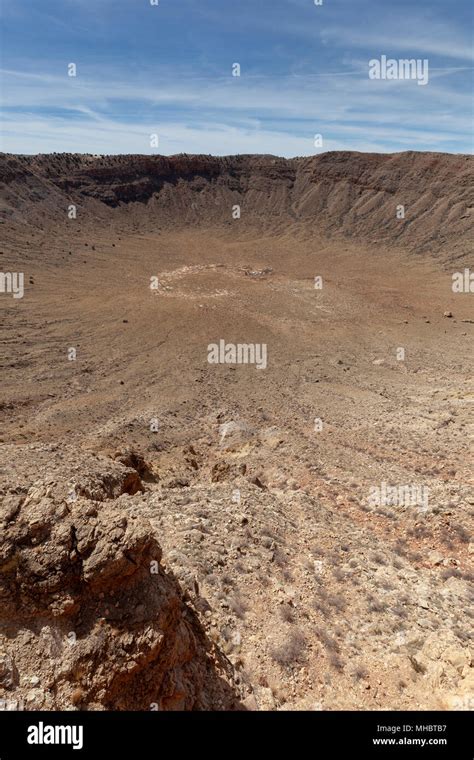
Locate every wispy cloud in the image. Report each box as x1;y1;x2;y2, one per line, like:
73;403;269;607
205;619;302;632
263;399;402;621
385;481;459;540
319;24;474;63
1;0;472;154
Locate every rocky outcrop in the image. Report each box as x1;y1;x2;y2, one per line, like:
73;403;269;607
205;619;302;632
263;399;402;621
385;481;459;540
0;450;242;710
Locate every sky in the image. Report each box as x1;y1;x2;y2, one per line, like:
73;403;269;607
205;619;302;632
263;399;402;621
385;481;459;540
1;0;473;156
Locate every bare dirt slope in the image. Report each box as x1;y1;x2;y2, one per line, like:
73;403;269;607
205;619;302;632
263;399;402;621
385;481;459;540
0;151;472;711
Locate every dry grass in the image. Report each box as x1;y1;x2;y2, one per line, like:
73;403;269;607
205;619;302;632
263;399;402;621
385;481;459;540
278;603;295;624
270;630;307;668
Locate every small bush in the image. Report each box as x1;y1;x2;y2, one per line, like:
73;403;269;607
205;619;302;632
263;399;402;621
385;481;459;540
271;630;307;668
329;653;344;671
279;603;295;624
229;594;248;619
326;593;347;612
314;627;340;653
392;604;408;619
441;568;461;581
452;524;470;544
368;600;388;613
273;546;289;567
352;666;369;680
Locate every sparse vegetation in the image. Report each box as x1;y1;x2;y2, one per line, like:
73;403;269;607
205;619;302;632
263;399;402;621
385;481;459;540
2;148;471;713
452;523;470;544
333;567;347;581
228;594;248;619
368;599;388;614
278;603;295;624
371;552;387;566
329;652;344;672
441;568;462;581
352;666;369;680
273;546;289;568
270;630;307;668
314;627;340;653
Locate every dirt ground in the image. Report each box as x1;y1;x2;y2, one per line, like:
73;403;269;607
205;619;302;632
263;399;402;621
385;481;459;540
0;152;472;711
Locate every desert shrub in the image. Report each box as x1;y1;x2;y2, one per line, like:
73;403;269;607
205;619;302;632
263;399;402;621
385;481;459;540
206;573;218;586
270;630;307;667
452;524;470;544
279;603;295;624
313;600;330;617
273;546;289;567
441;568;461;581
408;525;430;539
392;604;408;619
379;580;394;591
229;594;248;619
329;652;344;671
333;567;347;581
368;599;388;613
261;526;278;540
314;626;340;653
394;540;408;556
453;627;471;643
258;572;270;587
326;593;347;612
313;586;347;615
352;666;369;680
375;506;396;518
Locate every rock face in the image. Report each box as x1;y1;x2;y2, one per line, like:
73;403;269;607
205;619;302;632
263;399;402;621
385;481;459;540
1;151;472;263
0;451;242;710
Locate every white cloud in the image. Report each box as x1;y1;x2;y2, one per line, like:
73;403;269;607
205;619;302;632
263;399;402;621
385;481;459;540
1;62;471;155
318;16;474;63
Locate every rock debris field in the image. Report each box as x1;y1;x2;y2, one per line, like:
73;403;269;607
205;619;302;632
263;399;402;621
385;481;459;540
0;151;473;711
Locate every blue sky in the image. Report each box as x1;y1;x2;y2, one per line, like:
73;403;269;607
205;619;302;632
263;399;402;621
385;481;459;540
1;0;472;155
